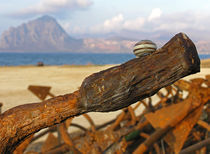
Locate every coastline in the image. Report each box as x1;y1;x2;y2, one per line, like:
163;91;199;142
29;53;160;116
0;59;209;112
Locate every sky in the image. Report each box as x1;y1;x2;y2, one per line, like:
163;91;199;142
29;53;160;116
1;0;210;41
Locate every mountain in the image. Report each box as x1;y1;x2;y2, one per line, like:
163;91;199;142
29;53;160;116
0;15;209;53
0;15;83;52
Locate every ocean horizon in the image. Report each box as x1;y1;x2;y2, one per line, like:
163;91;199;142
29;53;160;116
0;52;209;66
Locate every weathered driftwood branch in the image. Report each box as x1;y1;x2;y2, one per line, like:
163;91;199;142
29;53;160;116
0;33;200;153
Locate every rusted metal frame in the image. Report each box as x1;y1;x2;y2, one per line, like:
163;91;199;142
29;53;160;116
82;113;96;132
133;125;172;154
153;97;168;109
133;101;141;110
135;120;149;130
197;120;210;131
39;76;208;153
109;110;126;130
192;130;202;141
136;97;166;123
36;76;208;153
58;121;74;147
128;106;137;125
147;97;155;112
57;114;96;153
139;132;161;154
58;122;81;153
95;102;142;130
69;123;88;132
180;138;210;154
133;96;208;154
31;121;91;144
102;127;137;153
132;77;208;154
161;139;166;154
140;100;149;109
31;126;57;142
44;143;71;154
95;119;116;130
13;135;34;154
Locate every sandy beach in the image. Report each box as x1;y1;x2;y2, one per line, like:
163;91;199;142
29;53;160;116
0;59;210;131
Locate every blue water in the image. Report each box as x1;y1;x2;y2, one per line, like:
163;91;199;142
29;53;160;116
0;52;209;66
0;52;136;66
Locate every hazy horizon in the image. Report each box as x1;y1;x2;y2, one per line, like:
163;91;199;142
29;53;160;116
1;1;210;53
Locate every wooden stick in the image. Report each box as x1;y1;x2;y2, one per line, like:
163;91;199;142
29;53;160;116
0;33;200;153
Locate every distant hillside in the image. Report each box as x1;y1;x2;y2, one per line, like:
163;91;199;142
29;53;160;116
0;15;83;52
0;15;209;54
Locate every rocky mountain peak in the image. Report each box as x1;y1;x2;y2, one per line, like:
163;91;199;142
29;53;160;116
0;15;83;52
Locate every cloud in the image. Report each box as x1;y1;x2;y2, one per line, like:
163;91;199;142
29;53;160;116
103;14;124;32
11;0;93;18
123;17;145;31
150;11;210;33
88;9;210;41
90;14;123;33
148;8;162;21
90;14;145;33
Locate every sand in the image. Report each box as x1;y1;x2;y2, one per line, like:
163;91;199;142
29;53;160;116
0;64;124;131
0;59;209;134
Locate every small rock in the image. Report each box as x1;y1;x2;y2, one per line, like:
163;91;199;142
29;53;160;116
37;62;44;66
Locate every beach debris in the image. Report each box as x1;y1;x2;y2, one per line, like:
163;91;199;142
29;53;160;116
133;40;157;57
37;61;44;66
0;33;201;153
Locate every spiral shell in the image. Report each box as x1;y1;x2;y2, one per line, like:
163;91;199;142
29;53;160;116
133;40;157;57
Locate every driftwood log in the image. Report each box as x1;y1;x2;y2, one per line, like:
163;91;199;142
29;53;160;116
0;33;200;153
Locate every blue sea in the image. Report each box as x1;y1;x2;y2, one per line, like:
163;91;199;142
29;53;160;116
0;52;209;66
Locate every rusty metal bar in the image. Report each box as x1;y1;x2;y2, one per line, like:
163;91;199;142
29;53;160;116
180;138;210;154
197;120;210;131
139;132;161;154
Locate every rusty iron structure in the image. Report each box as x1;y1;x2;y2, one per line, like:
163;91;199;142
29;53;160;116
12;74;210;154
0;33;204;153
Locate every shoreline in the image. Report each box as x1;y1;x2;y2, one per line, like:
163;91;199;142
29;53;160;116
0;61;209;140
0;58;209;67
0;59;209;112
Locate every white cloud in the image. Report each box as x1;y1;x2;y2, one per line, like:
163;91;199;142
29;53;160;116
150;11;210;34
123;17;145;31
43;0;92;9
84;9;210;43
90;14;145;33
90;14;124;33
148;8;162;21
103;14;124;32
12;0;93;17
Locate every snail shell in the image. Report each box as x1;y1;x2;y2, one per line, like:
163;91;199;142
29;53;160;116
133;40;157;57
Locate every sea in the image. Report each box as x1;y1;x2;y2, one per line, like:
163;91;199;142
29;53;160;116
0;52;210;66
